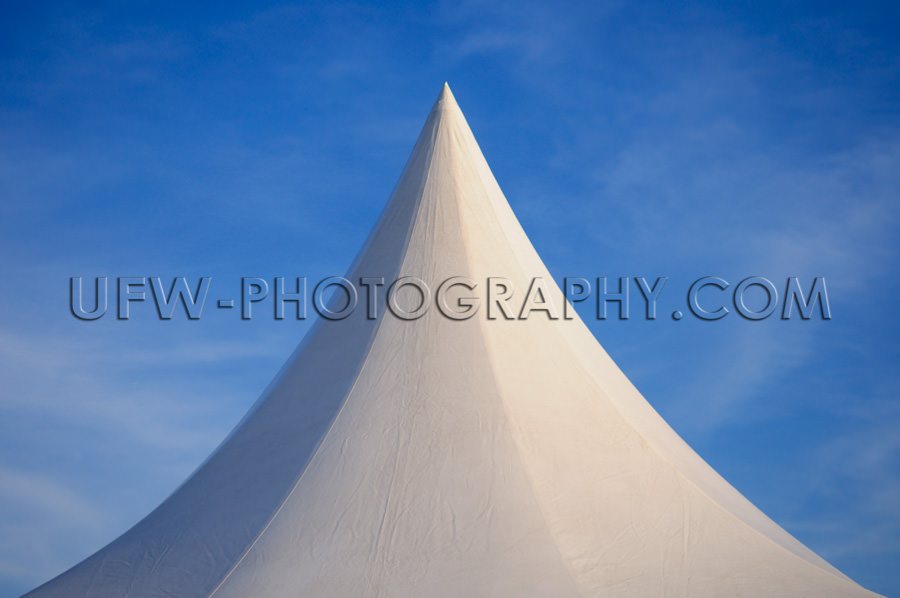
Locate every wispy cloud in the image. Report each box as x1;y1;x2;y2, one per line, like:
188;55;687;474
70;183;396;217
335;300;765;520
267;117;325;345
0;317;299;592
0;464;112;589
435;0;587;68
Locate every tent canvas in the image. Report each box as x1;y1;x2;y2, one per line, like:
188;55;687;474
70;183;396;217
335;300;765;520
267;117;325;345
24;84;882;597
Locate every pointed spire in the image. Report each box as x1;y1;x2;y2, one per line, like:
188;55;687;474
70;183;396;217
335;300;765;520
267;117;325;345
432;81;458;114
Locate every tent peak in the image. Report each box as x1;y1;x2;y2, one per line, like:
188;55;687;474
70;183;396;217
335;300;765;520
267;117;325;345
432;81;458;113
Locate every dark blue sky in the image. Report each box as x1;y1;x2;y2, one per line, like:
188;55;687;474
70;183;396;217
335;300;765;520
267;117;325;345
1;1;898;596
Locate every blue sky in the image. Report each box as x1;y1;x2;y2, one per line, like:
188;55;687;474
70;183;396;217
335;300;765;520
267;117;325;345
1;0;898;595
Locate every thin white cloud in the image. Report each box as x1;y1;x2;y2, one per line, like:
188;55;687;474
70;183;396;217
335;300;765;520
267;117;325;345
0;465;113;588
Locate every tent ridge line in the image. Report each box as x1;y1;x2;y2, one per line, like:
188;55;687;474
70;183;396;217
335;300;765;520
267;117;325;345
204;267;396;598
204;116;440;598
439;113;589;594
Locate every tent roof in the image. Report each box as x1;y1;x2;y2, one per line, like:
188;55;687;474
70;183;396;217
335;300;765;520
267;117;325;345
24;84;881;598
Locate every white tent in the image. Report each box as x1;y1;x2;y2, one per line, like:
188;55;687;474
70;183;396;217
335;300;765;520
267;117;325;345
25;84;881;597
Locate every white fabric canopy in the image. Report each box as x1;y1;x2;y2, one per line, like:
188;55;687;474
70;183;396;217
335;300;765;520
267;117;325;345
25;84;881;597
